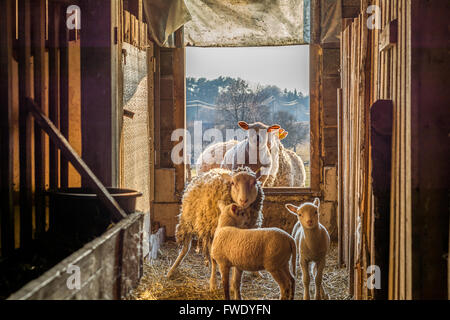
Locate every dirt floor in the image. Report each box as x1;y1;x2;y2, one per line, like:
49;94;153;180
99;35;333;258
128;241;352;300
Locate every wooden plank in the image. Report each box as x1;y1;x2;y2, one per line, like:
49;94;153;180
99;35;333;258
27;99;127;221
18;0;33;249
309;44;321;192
173;28;185;194
48;2;61;190
147;44;155;215
404;0;412;300
31;0;46;236
59;4;69;188
124;10;130;44
80;0;115;187
337;87;344;266
0;0;16;256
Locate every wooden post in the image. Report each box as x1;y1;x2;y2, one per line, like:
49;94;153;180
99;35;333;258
48;2;61;190
0;0;16;256
60;4;69;188
371;99;393;300
18;0;33;248
80;0;117;187
31;0;47;236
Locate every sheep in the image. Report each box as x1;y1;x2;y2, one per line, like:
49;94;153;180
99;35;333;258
166;167;264;278
210;201;297;300
285;198;330;300
265;129;306;188
221;121;281;185
284;148;306;187
195;140;239;175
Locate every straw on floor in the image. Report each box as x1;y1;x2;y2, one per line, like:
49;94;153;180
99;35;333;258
128;241;352;300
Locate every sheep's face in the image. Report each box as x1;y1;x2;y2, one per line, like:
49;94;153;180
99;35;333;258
217;202;249;228
238;121;281;150
222;172;259;209
286;198;321;229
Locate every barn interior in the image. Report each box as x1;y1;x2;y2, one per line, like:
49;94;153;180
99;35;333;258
0;0;448;300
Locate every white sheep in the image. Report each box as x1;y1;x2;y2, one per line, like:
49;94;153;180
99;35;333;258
266;129;306;188
166;167;264;278
195;140;239;175
285;198;330;300
210;202;297;300
221;121;281;186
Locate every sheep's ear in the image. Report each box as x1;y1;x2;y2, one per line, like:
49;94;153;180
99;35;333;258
285;204;299;216
279;130;289;140
267;124;281;132
231;204;239;215
238;121;250;131
313;198;320;207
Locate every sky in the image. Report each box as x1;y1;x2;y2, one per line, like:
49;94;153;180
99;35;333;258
186;45;310;95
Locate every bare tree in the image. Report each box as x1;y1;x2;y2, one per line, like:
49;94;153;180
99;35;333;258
215;79;272;129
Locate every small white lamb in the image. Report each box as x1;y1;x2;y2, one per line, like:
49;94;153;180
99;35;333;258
285;198;330;300
210;201;297;300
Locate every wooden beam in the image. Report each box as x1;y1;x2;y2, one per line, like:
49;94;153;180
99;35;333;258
31;0;47;236
27;99;127;221
0;0;16;256
18;0;33;248
60;4;69;188
48;2;61;189
80;0;115;187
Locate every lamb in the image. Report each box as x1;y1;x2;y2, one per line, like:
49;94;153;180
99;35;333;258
221;121;281;185
210;202;297;300
166;167;264;278
285;198;330;300
195;140;239;175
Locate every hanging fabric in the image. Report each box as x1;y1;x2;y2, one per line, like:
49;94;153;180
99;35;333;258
183;0;311;47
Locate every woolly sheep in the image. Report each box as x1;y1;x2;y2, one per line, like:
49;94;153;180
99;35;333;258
166;167;264;278
221;121;281;185
285;198;330;300
265;129;306;188
210;202;297;300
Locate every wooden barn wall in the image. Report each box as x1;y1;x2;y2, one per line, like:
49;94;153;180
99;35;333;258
339;0;449;300
0;0;83;256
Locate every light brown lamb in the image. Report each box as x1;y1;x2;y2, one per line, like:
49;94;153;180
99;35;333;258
286;198;330;300
211;202;297;300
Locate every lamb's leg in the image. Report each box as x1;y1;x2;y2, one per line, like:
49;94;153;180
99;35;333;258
284;265;296;300
270;270;289;300
314;259;326;300
301;259;311;300
218;264;231;300
279;265;295;300
166;235;192;278
315;258;327;300
231;268;243;300
209;259;218;291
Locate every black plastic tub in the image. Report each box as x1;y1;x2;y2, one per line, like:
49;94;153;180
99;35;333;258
48;188;142;243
